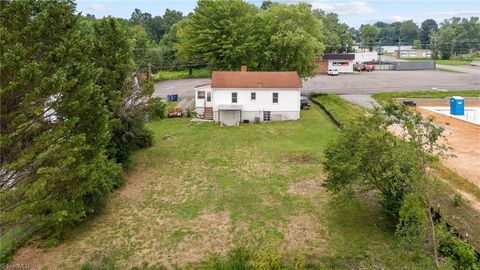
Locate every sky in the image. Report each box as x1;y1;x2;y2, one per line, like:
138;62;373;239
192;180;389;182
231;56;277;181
76;0;480;28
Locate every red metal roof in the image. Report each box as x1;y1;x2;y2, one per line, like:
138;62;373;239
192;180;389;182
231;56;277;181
211;71;302;89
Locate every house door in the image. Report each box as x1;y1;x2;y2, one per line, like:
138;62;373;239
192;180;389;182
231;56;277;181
205;91;212;107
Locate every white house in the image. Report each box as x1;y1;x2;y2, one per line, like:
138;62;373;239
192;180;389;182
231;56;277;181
195;66;302;126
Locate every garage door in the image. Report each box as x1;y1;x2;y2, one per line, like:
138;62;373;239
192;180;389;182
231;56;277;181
220;110;241;126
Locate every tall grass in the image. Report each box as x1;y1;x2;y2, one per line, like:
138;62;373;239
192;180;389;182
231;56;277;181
153;69;211;81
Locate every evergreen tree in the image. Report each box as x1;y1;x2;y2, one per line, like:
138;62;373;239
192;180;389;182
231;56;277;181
91;17;153;165
0;0;121;236
419;19;438;49
161;9;183;34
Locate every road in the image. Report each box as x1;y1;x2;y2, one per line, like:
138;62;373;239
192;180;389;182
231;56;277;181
153;78;210;98
154;69;480;98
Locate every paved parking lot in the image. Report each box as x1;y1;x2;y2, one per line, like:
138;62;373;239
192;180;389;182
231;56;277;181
154;69;480;98
437;64;480;74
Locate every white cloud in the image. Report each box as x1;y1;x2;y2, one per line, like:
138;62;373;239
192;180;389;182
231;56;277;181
310;1;377;15
381;15;412;22
87;3;109;12
419;10;479;17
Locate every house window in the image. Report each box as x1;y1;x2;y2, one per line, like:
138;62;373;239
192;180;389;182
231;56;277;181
251;92;256;100
232;92;237;103
207;92;211;102
273;92;278;103
263;111;271;121
197;91;205;99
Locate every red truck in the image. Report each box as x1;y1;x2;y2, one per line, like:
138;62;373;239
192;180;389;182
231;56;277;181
355;63;375;72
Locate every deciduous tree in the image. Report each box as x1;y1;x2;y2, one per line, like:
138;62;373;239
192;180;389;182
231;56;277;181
361;24;380;51
314;10;352;52
256;3;324;77
176;0;259;70
400;20;419;45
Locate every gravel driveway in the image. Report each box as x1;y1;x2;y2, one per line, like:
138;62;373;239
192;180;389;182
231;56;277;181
153;69;480;98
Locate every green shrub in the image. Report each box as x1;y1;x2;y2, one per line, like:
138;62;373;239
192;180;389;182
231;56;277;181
108;107;153;167
148;97;167;120
251;248;282;270
395;193;429;252
453;193;465;207
200;246;253;270
198;245;304;270
437;225;479;270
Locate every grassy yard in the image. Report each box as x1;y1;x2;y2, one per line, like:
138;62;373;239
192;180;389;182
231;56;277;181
314;94;365;125
153;69;211;81
12;105;436;269
372;90;480;102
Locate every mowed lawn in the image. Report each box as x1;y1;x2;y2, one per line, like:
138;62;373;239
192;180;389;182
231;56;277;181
13;105;434;269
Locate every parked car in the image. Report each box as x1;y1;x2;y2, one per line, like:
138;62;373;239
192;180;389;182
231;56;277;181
327;69;339;76
300;96;310;110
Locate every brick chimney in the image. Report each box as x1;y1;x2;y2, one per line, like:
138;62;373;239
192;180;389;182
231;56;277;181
240;65;248;72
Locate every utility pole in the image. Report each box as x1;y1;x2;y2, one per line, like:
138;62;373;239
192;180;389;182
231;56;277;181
398;38;401;59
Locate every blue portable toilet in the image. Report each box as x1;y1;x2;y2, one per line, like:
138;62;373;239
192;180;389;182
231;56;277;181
450;96;464;115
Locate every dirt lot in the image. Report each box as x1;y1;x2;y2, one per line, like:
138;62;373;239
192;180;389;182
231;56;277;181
416;106;480;187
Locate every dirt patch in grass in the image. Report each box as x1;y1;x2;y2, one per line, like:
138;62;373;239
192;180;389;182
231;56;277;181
282;152;317;164
281;214;329;257
287;176;325;198
10;246;56;270
169;212;232;265
117;167;158;203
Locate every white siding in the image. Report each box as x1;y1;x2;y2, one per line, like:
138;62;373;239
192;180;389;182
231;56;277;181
194;86;212;115
212;89;300;123
328;59;354;73
354;52;378;64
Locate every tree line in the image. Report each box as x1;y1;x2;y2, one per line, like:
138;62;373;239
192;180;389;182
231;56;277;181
0;0;157;254
126;0;355;78
127;0;479;77
359;17;480;59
